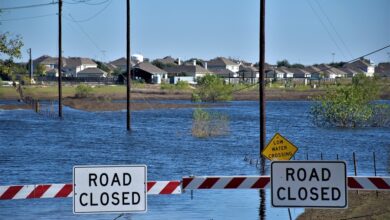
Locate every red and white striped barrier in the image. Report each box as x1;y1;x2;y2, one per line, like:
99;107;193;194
182;176;390;191
2;176;390;200
348;176;390;190
0;181;181;200
147;181;181;195
0;184;72;200
182;176;271;190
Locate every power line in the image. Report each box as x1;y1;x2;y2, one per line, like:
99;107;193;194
314;0;354;59
66;0;112;23
63;0;109;5
0;13;57;22
0;2;57;11
65;14;102;52
306;0;347;60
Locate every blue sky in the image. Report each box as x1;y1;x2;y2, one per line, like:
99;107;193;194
0;0;389;65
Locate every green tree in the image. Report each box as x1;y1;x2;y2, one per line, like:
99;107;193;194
34;63;46;76
92;59;112;75
291;63;305;68
276;59;291;68
0;32;24;80
192;74;233;102
310;74;389;127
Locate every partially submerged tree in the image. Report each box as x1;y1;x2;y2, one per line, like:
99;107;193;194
310;74;390;127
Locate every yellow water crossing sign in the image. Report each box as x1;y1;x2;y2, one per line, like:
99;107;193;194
262;133;298;161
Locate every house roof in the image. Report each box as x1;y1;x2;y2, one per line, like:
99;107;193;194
164;65;209;75
344;59;371;72
109;57;135;66
78;67;107;75
34;55;66;66
208;57;239;67
65;57;96;68
239;65;258;73
155;56;177;65
134;62;167;74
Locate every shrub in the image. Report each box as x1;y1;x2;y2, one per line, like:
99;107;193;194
75;84;93;98
160;81;190;91
193;74;232;102
310;74;390;127
192;108;229;138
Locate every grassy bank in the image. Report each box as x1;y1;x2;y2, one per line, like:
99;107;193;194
298;191;390;220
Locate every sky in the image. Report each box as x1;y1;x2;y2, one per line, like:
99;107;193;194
0;0;389;65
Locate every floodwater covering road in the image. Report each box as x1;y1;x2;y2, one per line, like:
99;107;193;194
1;100;389;219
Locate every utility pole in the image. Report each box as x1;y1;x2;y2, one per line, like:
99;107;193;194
58;0;63;118
259;0;266;163
259;2;266;219
28;48;33;81
332;52;335;63
126;0;131;131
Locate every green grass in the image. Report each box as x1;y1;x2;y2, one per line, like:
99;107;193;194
0;86;19;99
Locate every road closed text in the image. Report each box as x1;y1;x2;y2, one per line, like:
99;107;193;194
276;168;341;201
73;165;147;214
271;161;347;208
78;173;141;207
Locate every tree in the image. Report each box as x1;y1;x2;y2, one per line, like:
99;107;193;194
310;74;389;127
0;32;24;80
276;59;291;68
92;59;112;75
34;63;46;76
192;74;233;102
290;63;305;68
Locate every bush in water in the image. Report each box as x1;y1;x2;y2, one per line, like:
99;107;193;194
192;108;229;138
310;74;390;127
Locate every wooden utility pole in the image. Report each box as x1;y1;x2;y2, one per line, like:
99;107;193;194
259;0;266;161
126;0;131;131
58;0;63;118
28;48;33;80
259;2;267;219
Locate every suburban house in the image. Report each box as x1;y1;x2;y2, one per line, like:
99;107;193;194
375;62;390;77
163;61;210;84
109;57;135;73
344;59;375;77
33;55;65;72
207;57;240;73
34;56;98;77
238;65;258;83
77;68;108;78
63;57;97;77
132;62;168;84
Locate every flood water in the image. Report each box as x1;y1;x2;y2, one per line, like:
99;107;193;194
1;100;389;219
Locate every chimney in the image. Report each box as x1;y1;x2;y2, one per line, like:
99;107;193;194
178;58;181;65
205;62;208;70
193;60;196;66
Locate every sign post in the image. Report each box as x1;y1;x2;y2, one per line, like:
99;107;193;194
271;161;347;208
262;133;298;161
73;165;147;214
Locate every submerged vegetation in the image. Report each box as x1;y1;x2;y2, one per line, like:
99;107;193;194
310;74;390;127
192;108;229;138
